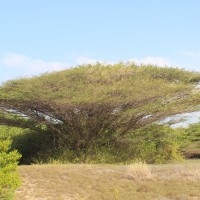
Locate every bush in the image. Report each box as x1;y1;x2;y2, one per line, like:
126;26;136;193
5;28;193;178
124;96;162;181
126;124;183;163
0;138;21;200
179;123;200;158
0;124;182;165
30;124;183;165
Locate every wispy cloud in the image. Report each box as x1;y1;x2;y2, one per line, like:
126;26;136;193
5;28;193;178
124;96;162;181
0;53;174;83
76;56;115;65
129;56;172;67
1;53;172;73
1;53;68;75
182;51;200;58
76;56;172;67
76;56;98;65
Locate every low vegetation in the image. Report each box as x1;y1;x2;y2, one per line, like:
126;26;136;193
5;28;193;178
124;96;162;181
0;123;183;164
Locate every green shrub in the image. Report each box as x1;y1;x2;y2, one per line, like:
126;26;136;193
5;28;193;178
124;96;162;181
0;125;55;165
126;124;183;163
30;124;183;165
0;138;21;200
0;124;183;165
179;123;200;158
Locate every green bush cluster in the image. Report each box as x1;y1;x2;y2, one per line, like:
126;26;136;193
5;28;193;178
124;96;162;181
0;138;21;200
179;123;200;158
23;124;182;165
127;124;183;163
0;123;183;165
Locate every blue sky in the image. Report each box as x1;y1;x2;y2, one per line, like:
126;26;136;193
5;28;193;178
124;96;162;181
1;0;200;83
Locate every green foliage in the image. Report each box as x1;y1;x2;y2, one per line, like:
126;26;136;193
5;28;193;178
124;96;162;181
0;124;184;164
29;124;183;164
0;138;21;200
14;131;56;164
0;125;55;164
184;123;200;142
138;65;200;83
127;124;183;163
0;64;199;164
0;126;24;140
1;64;199;104
179;123;200;158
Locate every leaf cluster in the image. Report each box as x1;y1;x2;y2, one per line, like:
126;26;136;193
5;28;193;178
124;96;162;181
0;139;21;200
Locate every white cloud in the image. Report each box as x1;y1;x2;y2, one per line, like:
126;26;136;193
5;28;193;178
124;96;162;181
129;56;172;67
76;56;172;67
76;56;98;65
76;56;115;65
182;51;200;58
1;53;68;75
0;53;174;83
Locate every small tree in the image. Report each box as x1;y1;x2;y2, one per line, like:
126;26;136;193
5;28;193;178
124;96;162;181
0;64;199;162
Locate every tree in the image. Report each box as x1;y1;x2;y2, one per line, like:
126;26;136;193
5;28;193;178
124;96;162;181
0;63;200;161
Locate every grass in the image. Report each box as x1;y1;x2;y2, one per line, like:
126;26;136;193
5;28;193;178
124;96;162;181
14;160;200;200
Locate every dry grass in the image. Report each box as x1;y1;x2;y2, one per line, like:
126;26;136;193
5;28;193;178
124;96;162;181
14;160;200;200
123;162;152;180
